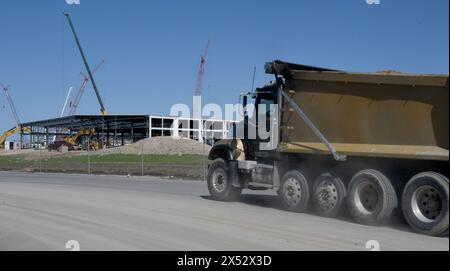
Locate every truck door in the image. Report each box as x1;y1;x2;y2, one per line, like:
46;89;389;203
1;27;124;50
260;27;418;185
257;98;274;142
255;91;278;151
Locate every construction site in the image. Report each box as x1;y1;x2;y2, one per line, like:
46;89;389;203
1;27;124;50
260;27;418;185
0;1;448;252
0;12;230;157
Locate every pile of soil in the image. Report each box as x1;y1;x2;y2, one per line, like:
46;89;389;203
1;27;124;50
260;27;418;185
94;137;211;156
1;137;211;160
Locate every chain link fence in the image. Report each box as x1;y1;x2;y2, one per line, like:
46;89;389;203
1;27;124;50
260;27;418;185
0;120;226;180
0;138;210;180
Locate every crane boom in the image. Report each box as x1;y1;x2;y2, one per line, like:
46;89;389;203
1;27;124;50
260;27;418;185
0;83;30;148
68;59;105;116
1;83;21;126
60;87;73;117
195;40;211;97
63;12;107;116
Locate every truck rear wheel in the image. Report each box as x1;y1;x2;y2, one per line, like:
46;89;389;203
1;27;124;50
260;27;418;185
312;173;347;218
347;169;398;226
207;158;242;202
402;172;449;236
278;170;310;213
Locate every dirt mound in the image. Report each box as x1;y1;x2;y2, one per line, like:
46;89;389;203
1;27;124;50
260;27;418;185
94;137;211;156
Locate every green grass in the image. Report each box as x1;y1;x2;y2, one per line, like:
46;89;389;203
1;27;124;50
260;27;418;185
0;155;25;163
45;154;206;164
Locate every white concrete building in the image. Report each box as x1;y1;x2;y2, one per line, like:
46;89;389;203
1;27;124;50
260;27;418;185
149;116;237;144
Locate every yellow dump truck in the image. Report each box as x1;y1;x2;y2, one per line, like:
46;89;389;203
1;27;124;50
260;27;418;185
207;60;449;236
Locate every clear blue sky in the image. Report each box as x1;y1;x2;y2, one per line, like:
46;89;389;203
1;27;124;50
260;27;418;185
0;0;448;134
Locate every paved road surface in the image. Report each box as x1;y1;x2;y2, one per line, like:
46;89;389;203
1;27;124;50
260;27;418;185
0;172;448;251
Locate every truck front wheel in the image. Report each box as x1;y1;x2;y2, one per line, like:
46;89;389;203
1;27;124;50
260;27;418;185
207;158;242;201
347;169;398;226
402;172;449;236
278;170;310;213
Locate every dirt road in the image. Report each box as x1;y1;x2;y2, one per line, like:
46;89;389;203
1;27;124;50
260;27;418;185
0;172;447;251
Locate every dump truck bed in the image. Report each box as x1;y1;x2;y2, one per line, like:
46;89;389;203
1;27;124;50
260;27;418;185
272;61;449;161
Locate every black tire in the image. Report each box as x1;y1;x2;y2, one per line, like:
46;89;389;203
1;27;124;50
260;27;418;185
402;172;449;237
207;158;242;201
347;169;398;226
312;173;347;218
278;170;310;213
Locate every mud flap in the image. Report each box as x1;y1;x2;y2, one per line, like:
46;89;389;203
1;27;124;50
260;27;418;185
272;163;281;192
228;161;241;188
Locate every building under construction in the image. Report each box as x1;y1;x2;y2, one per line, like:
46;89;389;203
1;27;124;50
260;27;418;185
17;115;236;149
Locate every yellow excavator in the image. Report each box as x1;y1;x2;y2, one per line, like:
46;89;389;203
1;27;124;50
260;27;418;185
71;128;103;151
0;126;31;149
49;128;97;151
64;128;96;147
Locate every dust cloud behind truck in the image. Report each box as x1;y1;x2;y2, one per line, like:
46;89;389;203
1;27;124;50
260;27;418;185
207;60;449;237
